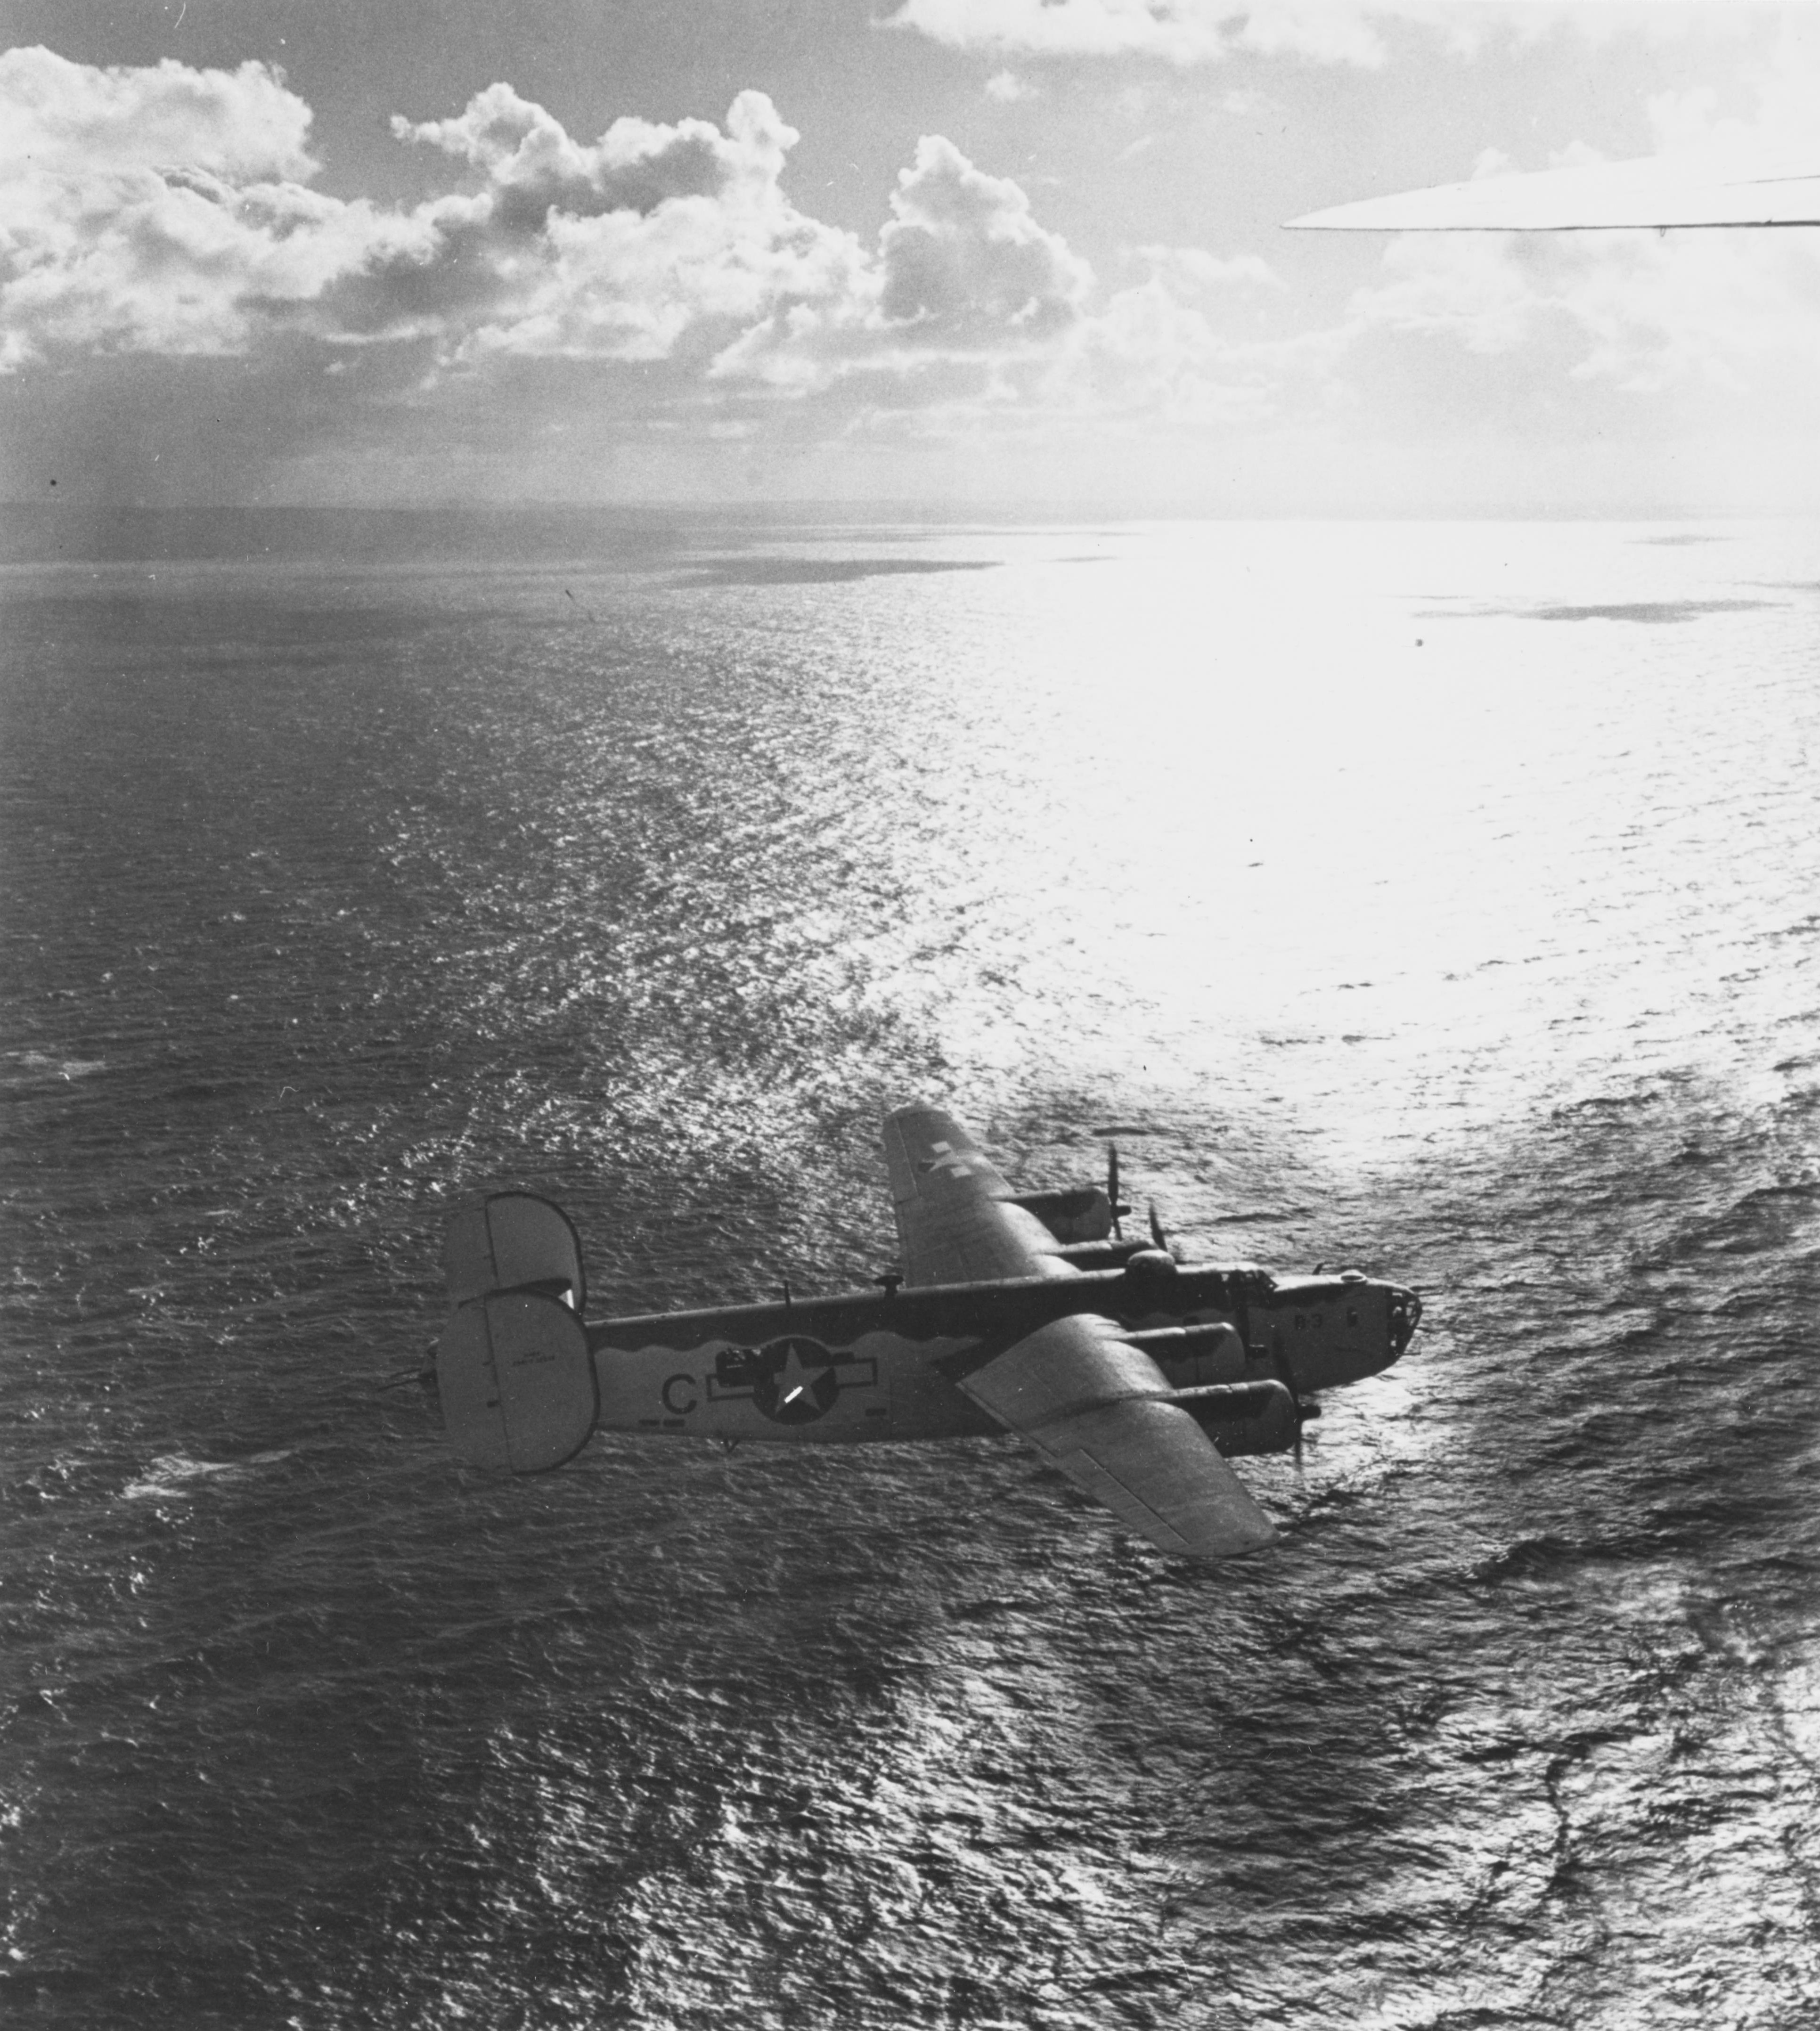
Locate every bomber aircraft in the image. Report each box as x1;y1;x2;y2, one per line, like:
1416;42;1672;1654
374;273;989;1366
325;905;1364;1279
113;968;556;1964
435;1105;1422;1560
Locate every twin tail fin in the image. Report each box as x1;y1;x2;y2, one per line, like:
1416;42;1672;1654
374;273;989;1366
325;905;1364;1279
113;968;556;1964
437;1194;596;1473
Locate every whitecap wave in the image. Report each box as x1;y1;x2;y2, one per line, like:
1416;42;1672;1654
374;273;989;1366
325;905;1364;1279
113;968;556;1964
121;1450;293;1501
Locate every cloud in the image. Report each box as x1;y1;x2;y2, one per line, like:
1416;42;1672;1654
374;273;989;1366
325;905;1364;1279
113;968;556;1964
880;138;1092;339
882;0;1745;68
0;42;316;181
984;70;1036;102
0;48;395;370
1344;225;1820;399
713;225;1310;452
1324;27;1820;398
880;0;1430;67
1131;245;1284;293
882;0;1364;66
0;51;869;377
709;134;1094;388
0;41;1369;490
0;49;1291;459
392;83;781;229
16;30;1808;512
1067;275;1268;423
374;89;867;364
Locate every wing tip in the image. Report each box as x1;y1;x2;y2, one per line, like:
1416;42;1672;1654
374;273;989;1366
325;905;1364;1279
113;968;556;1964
1218;1520;1280;1560
1170;1504;1279;1563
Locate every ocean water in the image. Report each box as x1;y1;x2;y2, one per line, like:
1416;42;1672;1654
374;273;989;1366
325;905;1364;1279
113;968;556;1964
3;513;1819;2030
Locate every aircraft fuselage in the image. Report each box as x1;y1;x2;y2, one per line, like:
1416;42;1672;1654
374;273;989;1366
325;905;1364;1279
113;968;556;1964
588;1262;1418;1449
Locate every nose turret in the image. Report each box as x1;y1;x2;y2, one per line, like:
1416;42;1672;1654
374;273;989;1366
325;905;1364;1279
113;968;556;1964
1254;1271;1421;1391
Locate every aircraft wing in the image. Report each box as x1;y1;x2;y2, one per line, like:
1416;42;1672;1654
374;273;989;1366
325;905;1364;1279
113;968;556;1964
953;1312;1278;1561
1287;158;1820;232
883;1104;1074;1287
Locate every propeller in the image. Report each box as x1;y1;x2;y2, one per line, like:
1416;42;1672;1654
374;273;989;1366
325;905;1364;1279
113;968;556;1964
1282;1375;1322;1471
1107;1143;1125;1239
1148;1200;1171;1256
1273;1349;1307;1471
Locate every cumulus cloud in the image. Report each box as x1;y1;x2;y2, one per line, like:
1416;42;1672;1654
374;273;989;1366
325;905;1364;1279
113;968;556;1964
714;203;1309;450
710;135;1094;387
880;138;1092;339
1132;245;1284;293
0;48;865;374
0;42;316;180
1064;276;1257;422
0;48;391;370
370;87;866;362
0;47;1290;440
392;83;785;229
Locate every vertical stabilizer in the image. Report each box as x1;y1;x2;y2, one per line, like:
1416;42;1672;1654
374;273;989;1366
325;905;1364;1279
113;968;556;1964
436;1291;597;1473
444;1192;586;1312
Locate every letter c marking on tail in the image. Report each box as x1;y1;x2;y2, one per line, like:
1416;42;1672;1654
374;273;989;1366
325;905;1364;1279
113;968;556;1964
661;1373;697;1415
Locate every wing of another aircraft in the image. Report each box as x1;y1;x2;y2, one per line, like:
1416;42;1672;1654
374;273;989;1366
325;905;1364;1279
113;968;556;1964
883;1104;1079;1286
953;1312;1278;1560
1287;157;1820;232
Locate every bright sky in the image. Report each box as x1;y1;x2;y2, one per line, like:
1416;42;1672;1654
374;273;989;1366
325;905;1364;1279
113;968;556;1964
3;1;1818;514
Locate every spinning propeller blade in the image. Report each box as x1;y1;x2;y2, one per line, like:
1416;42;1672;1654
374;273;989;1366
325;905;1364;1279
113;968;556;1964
1107;1143;1124;1239
1274;1354;1311;1472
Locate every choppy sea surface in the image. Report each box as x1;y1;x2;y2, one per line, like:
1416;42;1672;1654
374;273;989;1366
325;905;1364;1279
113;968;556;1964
4;513;1820;2030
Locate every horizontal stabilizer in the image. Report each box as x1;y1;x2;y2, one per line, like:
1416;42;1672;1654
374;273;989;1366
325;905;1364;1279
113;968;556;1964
437;1291;597;1473
445;1192;586;1313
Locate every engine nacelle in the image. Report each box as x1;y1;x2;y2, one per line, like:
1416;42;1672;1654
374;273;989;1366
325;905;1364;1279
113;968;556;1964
1172;1378;1299;1457
1004;1184;1113;1244
1126;1320;1247;1386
